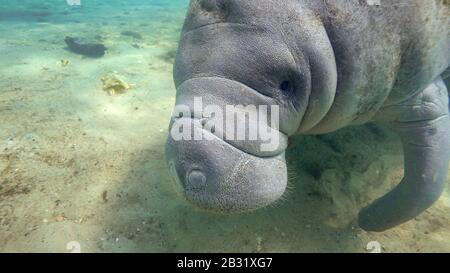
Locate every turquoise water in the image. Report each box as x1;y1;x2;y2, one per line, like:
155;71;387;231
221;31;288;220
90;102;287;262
0;0;449;253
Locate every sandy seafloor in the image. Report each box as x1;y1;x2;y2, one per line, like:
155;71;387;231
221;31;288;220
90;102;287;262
0;0;449;253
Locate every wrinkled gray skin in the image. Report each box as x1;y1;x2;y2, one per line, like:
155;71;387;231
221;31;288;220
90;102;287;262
166;0;450;232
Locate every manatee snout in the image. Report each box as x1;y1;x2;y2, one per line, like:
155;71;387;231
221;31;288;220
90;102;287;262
166;114;288;213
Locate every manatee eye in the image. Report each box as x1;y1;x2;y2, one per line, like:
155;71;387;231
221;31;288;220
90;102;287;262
280;81;292;93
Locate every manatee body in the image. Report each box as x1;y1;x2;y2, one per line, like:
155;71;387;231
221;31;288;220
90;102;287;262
166;0;450;232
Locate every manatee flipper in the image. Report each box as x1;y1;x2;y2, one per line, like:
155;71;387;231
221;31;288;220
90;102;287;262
359;78;450;232
443;67;450;88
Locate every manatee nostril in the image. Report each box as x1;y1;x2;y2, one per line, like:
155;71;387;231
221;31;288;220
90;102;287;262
187;170;207;190
200;118;208;127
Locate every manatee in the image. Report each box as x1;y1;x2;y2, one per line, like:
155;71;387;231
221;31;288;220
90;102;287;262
166;0;450;232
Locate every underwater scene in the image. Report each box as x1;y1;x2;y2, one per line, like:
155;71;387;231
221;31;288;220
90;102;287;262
0;0;449;253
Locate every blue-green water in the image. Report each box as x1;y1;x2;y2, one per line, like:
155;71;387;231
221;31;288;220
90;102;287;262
0;0;449;253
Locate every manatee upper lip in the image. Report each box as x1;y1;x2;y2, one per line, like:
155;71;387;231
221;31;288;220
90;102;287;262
182;22;256;37
171;116;288;158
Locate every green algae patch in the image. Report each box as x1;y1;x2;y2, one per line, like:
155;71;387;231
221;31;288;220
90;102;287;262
101;73;132;96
